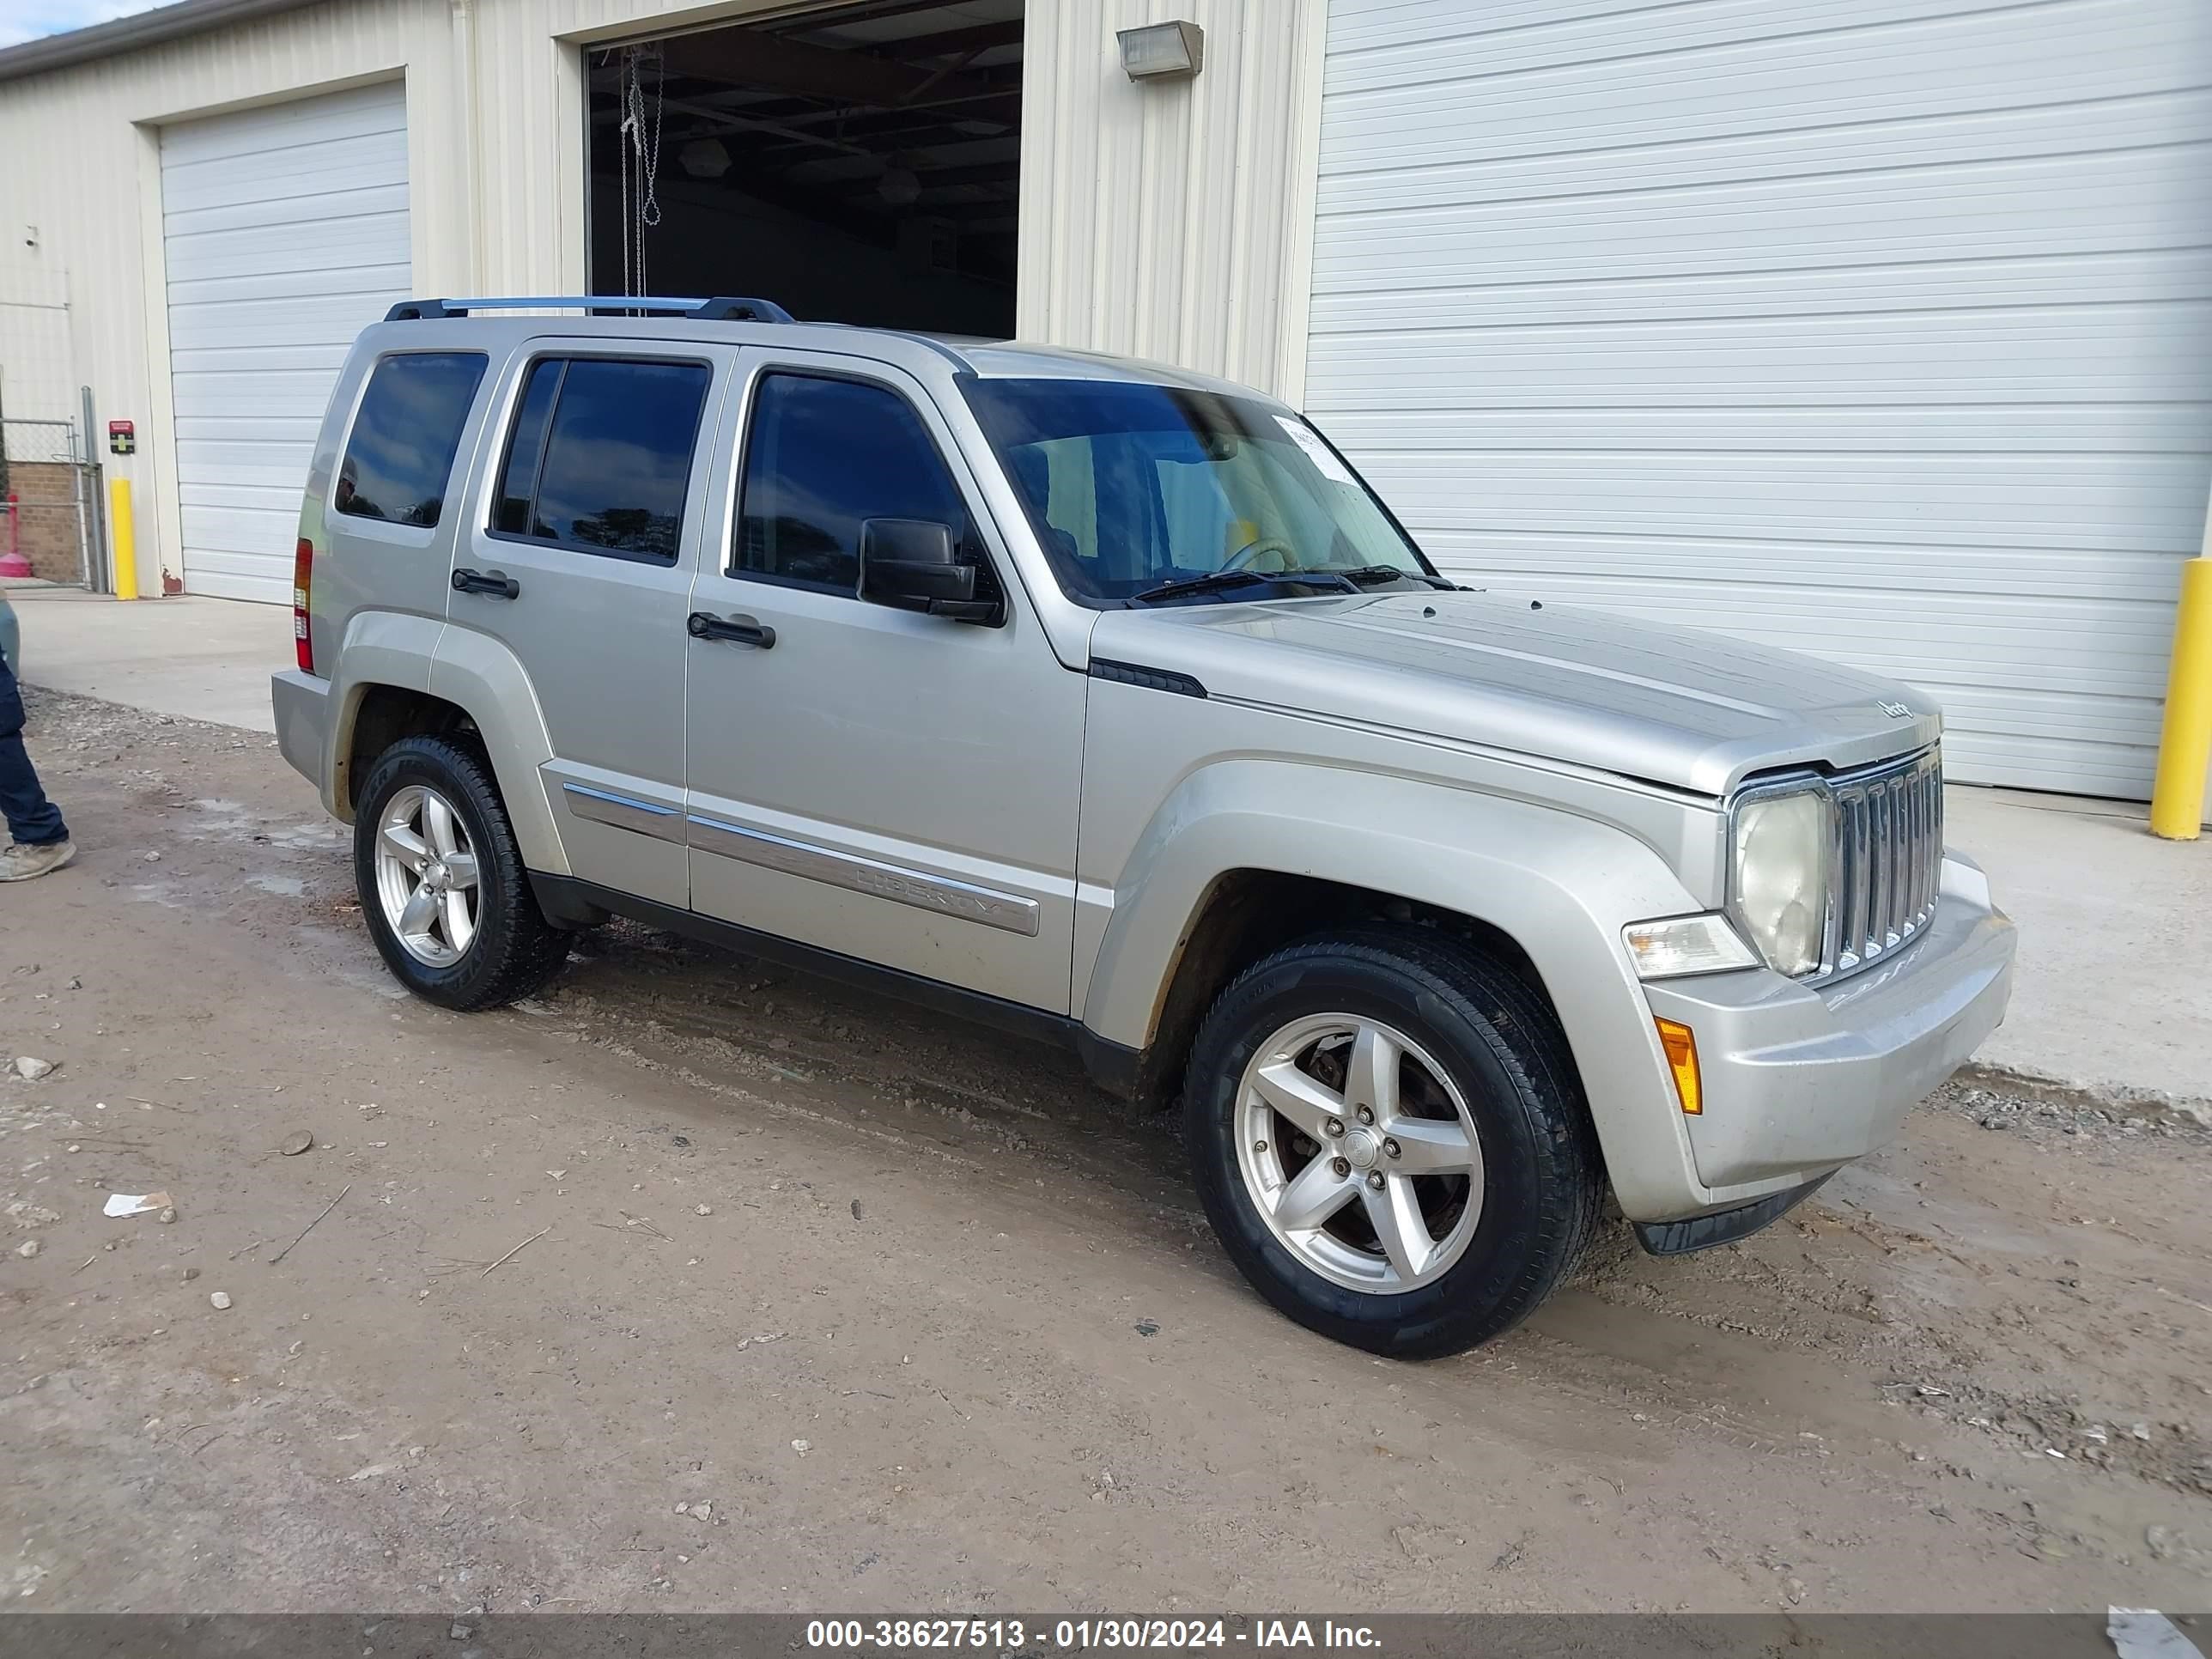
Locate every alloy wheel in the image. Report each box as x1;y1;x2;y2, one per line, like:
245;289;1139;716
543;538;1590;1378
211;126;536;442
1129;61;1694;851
373;784;482;968
1233;1013;1486;1293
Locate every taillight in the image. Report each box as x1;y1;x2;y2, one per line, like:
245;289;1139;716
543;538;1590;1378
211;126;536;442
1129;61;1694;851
293;538;315;674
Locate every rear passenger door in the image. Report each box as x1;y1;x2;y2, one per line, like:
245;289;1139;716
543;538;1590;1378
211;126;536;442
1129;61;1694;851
682;353;1085;1012
445;341;729;908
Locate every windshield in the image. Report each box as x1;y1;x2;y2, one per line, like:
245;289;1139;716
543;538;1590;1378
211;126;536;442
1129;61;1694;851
961;378;1437;607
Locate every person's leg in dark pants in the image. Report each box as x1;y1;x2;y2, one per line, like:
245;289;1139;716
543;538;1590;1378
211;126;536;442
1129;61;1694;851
0;653;74;881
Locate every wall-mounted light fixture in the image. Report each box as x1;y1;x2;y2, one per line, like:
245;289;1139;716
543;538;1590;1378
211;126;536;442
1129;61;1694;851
1117;20;1204;82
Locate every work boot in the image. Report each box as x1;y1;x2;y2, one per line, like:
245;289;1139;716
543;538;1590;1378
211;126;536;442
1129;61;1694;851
0;839;76;882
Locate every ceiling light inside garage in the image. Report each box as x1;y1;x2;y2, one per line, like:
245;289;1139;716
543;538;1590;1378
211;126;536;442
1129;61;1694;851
679;137;730;179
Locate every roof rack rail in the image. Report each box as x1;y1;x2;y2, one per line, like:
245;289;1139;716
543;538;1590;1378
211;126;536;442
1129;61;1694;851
384;295;796;324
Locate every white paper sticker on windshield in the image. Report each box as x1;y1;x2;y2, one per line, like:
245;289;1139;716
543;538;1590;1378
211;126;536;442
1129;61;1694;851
1274;416;1356;484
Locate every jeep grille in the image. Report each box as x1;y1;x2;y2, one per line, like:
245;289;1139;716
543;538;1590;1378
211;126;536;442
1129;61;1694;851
1824;748;1945;980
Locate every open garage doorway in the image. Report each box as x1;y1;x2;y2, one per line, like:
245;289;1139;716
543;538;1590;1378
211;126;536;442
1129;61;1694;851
587;1;1022;337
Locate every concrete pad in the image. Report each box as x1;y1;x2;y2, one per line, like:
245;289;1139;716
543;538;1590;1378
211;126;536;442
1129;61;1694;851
1948;783;2212;1120
6;588;286;732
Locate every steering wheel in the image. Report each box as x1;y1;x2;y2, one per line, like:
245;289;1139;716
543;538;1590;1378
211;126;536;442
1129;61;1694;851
1221;536;1299;574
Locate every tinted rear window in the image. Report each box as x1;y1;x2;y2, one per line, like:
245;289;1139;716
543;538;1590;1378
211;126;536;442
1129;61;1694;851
494;359;562;536
335;352;487;528
492;357;711;562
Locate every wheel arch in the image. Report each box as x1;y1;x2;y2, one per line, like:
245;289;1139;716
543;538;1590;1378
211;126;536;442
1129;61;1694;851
1078;759;1714;1219
341;684;471;816
329;613;568;876
1112;867;1547;1115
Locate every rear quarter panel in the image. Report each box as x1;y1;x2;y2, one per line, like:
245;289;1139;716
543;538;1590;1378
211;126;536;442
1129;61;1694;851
304;330;509;672
303;331;573;871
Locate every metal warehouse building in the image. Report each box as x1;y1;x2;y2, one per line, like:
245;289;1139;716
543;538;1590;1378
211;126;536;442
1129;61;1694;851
2;0;2209;805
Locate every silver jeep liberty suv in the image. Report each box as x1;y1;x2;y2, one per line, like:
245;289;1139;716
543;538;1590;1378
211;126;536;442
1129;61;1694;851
273;295;2016;1357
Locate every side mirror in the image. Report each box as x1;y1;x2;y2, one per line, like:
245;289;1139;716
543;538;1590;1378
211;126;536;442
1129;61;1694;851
859;518;998;623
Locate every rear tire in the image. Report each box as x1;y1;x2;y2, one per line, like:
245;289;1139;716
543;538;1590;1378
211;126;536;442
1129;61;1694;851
353;736;568;1011
1184;928;1601;1358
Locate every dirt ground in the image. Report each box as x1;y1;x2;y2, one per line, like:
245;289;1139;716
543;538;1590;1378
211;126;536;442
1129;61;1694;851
2;687;2209;1617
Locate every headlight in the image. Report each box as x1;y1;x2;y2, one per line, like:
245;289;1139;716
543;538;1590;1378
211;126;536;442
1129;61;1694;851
1729;785;1830;976
1623;915;1757;980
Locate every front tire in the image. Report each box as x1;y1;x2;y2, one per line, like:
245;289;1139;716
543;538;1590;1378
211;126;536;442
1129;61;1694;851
353;736;568;1011
1185;929;1601;1358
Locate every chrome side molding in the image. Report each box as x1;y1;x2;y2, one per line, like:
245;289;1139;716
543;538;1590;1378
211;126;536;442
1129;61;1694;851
686;813;1042;937
561;781;684;843
559;781;1042;937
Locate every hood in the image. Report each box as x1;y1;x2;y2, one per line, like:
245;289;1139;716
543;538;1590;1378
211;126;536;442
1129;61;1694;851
1087;591;1939;798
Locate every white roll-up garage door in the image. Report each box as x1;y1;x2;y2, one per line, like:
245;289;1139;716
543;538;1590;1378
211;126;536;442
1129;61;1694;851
1304;0;2212;799
161;81;411;603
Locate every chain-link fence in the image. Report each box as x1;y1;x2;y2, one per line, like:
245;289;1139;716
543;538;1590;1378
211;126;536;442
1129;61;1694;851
0;415;94;588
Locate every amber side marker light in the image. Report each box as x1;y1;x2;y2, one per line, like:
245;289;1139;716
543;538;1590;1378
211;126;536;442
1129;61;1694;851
1656;1018;1702;1115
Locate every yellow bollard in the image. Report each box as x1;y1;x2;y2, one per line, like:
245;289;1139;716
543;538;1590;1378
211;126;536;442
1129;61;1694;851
107;477;138;601
2149;557;2212;839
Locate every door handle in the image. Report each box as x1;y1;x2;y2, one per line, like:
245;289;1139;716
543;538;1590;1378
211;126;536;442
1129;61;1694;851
452;567;521;599
688;611;776;649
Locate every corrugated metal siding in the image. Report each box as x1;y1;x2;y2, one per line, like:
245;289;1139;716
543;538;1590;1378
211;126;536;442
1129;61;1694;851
1018;0;1326;400
0;0;785;592
1304;0;2212;799
0;0;1328;593
0;255;76;424
162;81;412;602
0;0;453;593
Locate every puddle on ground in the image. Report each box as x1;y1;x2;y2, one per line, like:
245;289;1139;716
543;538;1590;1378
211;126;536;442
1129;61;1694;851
185;798;343;852
246;875;307;898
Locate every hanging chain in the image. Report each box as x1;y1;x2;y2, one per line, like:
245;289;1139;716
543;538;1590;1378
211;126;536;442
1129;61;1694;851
615;46;666;300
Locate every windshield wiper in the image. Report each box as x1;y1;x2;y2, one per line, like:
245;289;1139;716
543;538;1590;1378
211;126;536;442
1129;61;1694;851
1125;568;1358;605
1330;564;1460;590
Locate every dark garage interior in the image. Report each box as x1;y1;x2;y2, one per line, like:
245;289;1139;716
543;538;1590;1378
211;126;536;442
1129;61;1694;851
587;0;1023;337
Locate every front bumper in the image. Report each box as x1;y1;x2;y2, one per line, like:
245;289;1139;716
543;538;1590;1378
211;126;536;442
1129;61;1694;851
1640;853;2015;1208
270;669;333;802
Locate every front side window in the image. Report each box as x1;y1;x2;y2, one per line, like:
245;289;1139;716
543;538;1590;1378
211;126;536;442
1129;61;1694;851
335;352;487;528
493;357;711;562
734;373;976;593
961;379;1438;608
